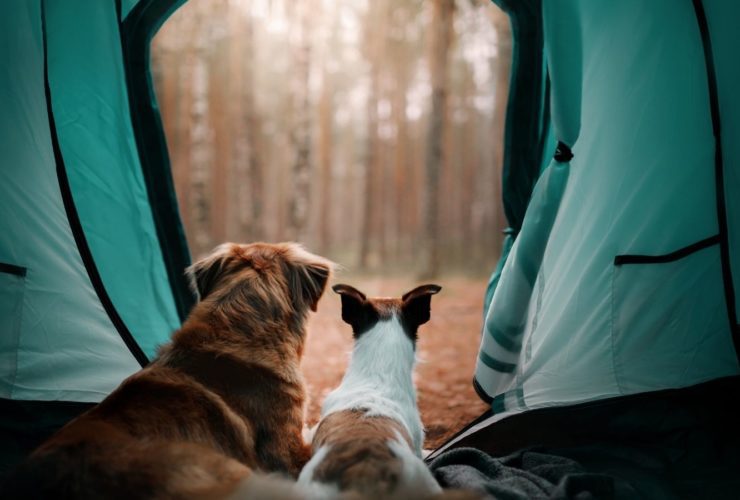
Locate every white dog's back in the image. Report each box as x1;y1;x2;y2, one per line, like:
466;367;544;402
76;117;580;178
299;284;443;498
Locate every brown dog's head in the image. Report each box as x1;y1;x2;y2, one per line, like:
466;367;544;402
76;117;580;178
186;242;334;326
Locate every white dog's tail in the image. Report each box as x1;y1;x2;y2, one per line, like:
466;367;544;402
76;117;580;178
227;472;341;500
387;437;443;497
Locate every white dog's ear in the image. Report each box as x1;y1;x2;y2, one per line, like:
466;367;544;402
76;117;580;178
333;284;377;335
284;244;335;312
401;284;441;329
185;243;233;300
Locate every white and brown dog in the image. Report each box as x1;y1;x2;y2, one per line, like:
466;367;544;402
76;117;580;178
298;283;443;499
5;242;333;499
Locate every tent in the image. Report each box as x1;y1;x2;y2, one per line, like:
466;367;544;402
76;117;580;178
471;0;740;422
1;0;192;474
2;0;739;494
425;0;740;495
458;0;739;425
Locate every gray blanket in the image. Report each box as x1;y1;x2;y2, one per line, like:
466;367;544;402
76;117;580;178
427;379;740;500
429;447;624;500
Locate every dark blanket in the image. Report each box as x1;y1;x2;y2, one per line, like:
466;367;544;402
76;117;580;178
427;378;740;500
430;439;740;500
430;447;616;500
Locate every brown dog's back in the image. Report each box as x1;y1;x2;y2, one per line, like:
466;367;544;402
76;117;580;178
4;365;256;499
6;422;250;499
3;242;335;499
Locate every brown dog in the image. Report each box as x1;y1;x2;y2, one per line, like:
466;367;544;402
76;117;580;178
4;242;334;499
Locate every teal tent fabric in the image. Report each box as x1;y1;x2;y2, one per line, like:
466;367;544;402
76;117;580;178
477;0;739;416
0;0;188;403
120;0;141;21
120;0;194;321
703;0;740;323
478;159;569;406
47;0;179;359
2;0;738;436
493;0;549;236
0;0;141;402
542;0;580;149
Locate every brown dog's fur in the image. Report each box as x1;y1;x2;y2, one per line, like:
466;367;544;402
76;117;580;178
4;242;333;500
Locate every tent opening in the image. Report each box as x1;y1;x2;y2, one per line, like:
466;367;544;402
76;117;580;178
151;0;511;448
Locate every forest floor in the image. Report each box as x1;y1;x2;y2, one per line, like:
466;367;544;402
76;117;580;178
302;274;490;451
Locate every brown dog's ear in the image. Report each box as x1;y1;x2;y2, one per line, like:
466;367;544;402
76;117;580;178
284;244;334;312
185;243;233;300
401;284;441;330
333;284;376;335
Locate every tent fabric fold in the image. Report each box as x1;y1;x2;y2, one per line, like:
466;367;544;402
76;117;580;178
0;0;185;404
1;0;739;487
477;0;740;417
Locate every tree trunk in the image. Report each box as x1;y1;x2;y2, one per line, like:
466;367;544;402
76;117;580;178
393;77;409;261
490;7;512;244
189;7;212;258
421;0;454;279
358;0;384;269
359;66;379;269
230;4;264;243
317;67;333;254
287;2;313;244
208;4;230;244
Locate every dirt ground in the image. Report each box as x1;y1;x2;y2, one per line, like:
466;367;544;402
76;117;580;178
302;275;490;450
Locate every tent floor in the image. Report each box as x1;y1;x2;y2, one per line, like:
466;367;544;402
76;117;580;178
426;376;740;498
3;377;739;498
0;399;94;485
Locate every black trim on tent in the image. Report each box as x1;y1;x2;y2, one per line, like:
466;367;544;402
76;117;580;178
614;235;720;266
473;376;494;405
0;263;27;278
553;141;572;163
119;0;195;322
424;404;493;465
115;0;122;25
425;375;740;463
41;0;148;367
691;0;740;357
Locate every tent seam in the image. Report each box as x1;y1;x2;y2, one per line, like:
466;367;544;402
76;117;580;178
119;0;195;323
40;0;148;368
610;264;622;395
8;277;26;400
691;0;739;359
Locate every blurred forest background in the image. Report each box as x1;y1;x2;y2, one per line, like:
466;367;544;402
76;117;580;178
151;0;511;277
151;0;510;442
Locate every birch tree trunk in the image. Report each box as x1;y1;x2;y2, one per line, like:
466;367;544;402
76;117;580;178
287;1;313;244
189;6;213;257
317;66;333;254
